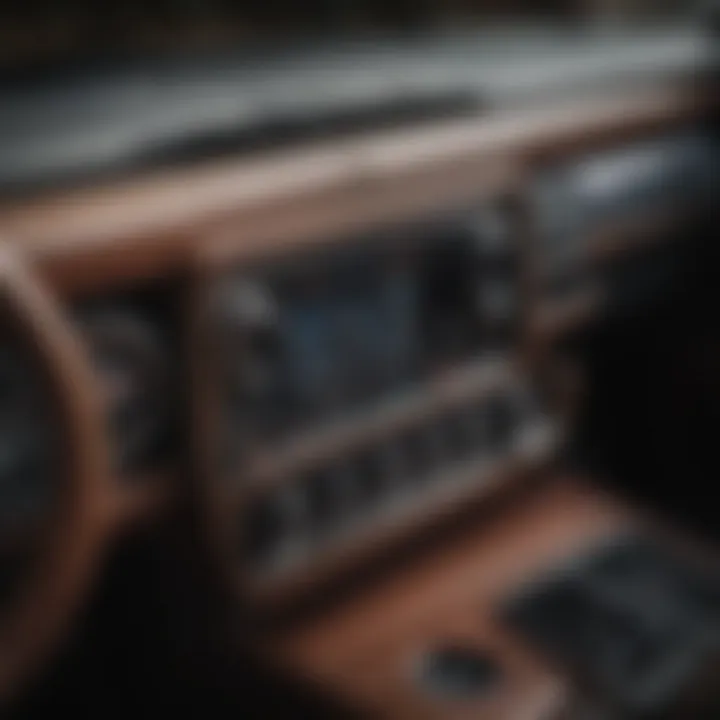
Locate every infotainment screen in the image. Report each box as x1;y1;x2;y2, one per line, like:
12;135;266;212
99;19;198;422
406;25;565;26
276;258;419;425
221;215;518;443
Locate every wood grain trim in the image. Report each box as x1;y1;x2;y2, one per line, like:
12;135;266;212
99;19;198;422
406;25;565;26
244;359;514;493
198;153;520;271
267;475;631;719
0;82;708;294
277;477;628;666
528;287;604;347
583;202;699;266
281;612;571;720
268;474;720;718
0;245;112;703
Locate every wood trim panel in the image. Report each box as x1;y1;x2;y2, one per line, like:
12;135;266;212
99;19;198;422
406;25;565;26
267;475;632;719
267;474;720;718
0;82;708;295
244;360;515;493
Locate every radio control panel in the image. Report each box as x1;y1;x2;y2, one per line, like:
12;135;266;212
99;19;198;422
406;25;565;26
198;204;564;599
210;207;522;450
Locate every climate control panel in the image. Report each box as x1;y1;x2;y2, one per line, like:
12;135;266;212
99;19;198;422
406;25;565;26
243;374;556;581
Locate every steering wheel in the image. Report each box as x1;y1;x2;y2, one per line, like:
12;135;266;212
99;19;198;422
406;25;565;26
0;245;111;703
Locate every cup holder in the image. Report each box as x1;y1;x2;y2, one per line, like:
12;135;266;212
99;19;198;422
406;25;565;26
416;644;501;699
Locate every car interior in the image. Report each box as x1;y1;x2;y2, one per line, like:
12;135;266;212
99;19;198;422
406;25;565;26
0;2;718;718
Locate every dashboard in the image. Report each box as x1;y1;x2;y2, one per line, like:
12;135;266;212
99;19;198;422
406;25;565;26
0;25;717;718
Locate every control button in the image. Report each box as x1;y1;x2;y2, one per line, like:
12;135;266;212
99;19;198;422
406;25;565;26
468;205;519;345
305;469;339;539
244;496;285;566
444;407;479;461
478;281;516;324
215;277;287;437
417;645;501;699
215;278;278;332
485;394;515;452
415;422;447;482
353;449;386;508
401;427;435;482
509;385;549;454
461;403;489;452
306;462;364;539
331;463;364;520
376;440;410;494
470;206;512;257
245;485;307;566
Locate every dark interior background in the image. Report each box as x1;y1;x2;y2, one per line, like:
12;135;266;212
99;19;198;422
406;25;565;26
0;0;694;74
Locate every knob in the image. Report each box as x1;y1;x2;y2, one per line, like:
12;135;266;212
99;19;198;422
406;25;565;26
213;277;288;437
216;278;281;390
214;277;279;333
477;281;516;325
469;205;513;259
467;207;519;347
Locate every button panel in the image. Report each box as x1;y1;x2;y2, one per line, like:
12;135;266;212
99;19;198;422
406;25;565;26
243;382;553;572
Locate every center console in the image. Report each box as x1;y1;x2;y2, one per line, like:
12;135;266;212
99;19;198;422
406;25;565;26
195;200;564;604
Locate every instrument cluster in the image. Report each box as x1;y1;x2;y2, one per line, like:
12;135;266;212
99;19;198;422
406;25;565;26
73;287;182;480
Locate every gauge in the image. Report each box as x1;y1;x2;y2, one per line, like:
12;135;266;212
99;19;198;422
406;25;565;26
77;308;171;471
